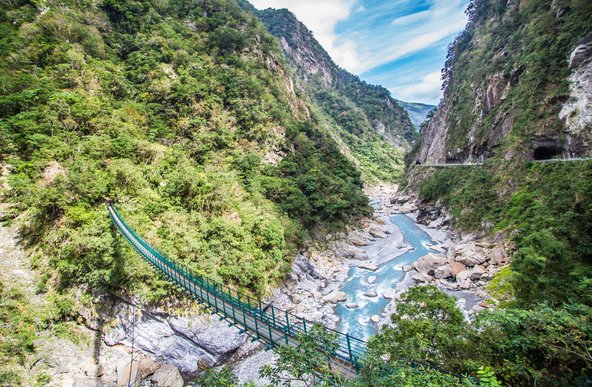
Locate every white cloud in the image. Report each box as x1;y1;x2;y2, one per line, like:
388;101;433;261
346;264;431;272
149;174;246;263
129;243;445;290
390;10;431;26
390;71;443;104
358;0;468;72
249;0;365;72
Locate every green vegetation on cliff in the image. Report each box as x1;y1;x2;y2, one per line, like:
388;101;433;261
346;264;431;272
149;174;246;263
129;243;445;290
0;0;370;300
441;0;592;157
408;0;592;384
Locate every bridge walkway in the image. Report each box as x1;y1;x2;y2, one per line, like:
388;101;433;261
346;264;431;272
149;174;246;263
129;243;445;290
108;205;363;379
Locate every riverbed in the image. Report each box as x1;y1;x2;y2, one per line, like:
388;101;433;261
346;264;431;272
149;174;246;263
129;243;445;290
336;213;438;339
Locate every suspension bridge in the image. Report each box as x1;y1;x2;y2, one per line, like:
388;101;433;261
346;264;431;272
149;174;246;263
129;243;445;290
108;204;365;379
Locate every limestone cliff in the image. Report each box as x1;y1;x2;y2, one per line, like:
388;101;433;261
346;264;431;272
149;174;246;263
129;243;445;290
414;0;592;165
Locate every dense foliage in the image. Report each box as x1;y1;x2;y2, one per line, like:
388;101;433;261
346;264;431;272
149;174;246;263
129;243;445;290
0;0;370;300
419;161;592;308
408;2;592;384
366;286;591;386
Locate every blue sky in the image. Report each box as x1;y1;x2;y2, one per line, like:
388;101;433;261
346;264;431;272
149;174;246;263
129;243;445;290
249;0;471;105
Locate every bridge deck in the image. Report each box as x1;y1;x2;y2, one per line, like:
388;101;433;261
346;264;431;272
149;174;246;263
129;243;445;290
108;205;363;379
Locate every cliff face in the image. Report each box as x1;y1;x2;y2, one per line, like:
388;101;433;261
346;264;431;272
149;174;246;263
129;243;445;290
255;8;416;149
415;0;592;164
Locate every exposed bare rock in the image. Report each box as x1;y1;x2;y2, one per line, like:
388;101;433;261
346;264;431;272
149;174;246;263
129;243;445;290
412;271;434;284
450;243;489;267
470;266;487;281
365;290;378;298
391;195;410;205
449;261;467;277
413;253;447;275
348;232;369;246
382;288;396;300
370;315;380;323
150;364;184;387
335;242;369;260
102;303;246;375
490;246;508;265
322;290;347;304
434;265;452;279
356;262;379;271
368;226;387;238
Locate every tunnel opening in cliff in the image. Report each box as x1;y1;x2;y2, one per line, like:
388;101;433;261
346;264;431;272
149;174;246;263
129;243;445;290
533;145;564;160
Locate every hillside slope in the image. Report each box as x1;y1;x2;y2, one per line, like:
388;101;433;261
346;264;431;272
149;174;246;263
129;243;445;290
239;3;416;182
410;0;592;311
0;0;371;307
401;2;592;385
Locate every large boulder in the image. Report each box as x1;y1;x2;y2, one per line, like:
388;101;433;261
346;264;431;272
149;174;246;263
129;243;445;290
150;365;184;387
322;290;347;304
434;265;452;279
469;266;487;281
349;233;369;247
382;288;396;300
335;243;368;260
449;261;466;277
357;262;379;271
412;271;434;283
368;226;387;239
293;254;324;279
390;196;410;205
413;253;447;275
450;243;488;267
489;247;508;266
456;270;472;282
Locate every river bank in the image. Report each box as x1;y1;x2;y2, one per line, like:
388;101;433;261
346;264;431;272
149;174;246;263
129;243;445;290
230;183;509;384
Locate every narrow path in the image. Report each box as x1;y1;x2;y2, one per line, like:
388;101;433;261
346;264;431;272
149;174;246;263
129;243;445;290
416;157;592;168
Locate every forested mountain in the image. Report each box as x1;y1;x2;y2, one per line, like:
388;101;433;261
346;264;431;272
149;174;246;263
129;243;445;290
0;0;372;311
413;0;592;164
238;3;416;182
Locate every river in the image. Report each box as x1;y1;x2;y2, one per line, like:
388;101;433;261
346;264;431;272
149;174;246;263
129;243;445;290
335;213;438;339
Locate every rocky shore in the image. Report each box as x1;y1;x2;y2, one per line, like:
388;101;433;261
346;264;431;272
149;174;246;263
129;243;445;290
247;184;510;344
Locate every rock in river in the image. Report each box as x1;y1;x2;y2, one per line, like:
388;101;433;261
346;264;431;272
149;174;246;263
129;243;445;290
368;226;387;238
322;290;347;304
382;288;396;300
356;262;379;271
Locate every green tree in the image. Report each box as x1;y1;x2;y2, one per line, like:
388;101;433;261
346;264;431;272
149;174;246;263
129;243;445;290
367;286;468;370
260;325;343;387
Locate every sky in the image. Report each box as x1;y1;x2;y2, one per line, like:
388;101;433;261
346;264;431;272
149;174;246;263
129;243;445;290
249;0;471;105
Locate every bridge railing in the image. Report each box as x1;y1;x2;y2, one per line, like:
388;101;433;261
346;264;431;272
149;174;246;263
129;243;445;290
108;205;366;369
